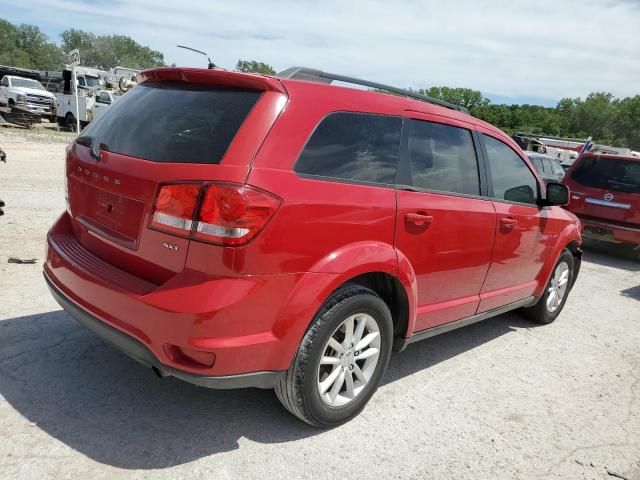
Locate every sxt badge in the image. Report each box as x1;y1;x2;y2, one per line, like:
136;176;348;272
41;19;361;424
162;242;179;252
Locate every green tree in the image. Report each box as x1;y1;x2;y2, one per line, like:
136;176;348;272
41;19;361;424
568;92;618;143
235;60;275;75
60;28;164;70
0;18;64;70
16;24;65;70
613;96;640;150
419;86;490;113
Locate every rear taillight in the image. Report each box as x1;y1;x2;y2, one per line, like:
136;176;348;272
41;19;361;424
150;184;200;236
149;182;280;246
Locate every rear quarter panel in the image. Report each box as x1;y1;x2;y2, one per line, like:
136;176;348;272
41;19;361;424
234;80;409;276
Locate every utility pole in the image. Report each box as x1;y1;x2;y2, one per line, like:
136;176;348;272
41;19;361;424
69;49;81;133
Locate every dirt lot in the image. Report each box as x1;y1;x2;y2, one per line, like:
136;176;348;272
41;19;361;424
0;126;639;480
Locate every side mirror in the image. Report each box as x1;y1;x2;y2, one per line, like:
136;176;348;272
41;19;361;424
543;182;569;207
504;185;536;204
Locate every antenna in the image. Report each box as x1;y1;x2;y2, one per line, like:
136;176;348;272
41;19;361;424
176;45;216;69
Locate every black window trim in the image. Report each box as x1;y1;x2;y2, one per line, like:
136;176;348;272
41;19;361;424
292;110;405;189
478;131;543;208
395;116;490;200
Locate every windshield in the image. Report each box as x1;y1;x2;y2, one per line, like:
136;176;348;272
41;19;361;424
571;156;640;193
11;78;45;90
84;75;101;88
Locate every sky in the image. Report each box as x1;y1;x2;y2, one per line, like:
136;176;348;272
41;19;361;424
2;0;639;107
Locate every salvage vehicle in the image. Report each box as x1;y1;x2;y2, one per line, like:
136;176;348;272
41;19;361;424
564;152;640;248
0;75;56;125
55;89;118;131
39;66;127;131
44;67;583;426
525;151;565;184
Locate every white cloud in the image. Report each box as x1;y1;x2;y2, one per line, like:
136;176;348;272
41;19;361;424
4;0;640;102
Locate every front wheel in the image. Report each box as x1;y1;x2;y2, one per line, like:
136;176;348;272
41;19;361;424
524;250;575;324
275;284;393;427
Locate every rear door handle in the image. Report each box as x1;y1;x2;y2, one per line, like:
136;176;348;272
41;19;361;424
500;217;517;227
405;213;433;226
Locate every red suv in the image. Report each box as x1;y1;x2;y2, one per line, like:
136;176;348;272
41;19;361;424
563;153;640;248
45;67;582;426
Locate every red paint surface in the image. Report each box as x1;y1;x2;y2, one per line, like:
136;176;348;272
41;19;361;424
45;67;582;377
563;153;640;245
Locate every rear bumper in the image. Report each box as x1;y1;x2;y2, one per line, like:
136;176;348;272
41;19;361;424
43;213;339;385
46;273;282;389
578;216;640;245
44;212;342;384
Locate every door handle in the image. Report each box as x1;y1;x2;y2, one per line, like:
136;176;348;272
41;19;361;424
405;213;433;226
500;217;517;227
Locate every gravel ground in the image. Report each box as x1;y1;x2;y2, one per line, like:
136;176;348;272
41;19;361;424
1;127;639;480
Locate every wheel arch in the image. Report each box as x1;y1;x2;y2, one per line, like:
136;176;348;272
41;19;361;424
534;226;582;297
343;272;411;351
274;245;418;367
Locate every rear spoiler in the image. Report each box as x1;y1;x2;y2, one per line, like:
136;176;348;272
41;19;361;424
136;67;287;94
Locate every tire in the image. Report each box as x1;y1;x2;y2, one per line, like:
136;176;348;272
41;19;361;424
275;284;393;427
523;249;575;324
65;113;77;132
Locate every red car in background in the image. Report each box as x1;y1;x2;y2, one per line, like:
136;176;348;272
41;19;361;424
564;153;640;249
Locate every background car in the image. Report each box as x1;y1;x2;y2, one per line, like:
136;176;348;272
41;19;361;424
525;151;566;184
563;153;640;248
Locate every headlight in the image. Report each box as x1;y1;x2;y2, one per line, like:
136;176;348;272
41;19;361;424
15;93;26;103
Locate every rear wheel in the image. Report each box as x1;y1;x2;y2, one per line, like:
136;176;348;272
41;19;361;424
65;113;77;132
275;284;393;427
524;250;574;324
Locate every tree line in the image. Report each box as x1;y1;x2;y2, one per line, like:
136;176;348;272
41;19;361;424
418;87;639;151
1;17;637;150
0;18;165;70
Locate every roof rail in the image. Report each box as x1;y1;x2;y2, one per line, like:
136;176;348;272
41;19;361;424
277;67;470;114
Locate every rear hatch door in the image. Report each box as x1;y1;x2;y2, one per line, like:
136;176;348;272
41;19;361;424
65;68;286;284
568;156;640;226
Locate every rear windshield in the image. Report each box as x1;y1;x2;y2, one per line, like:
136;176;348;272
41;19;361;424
571;156;640;193
80;82;261;164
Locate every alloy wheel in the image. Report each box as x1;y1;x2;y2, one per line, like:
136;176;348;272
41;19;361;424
546;261;570;313
316;313;381;407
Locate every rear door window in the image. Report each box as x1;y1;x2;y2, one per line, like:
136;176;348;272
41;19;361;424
531;158;543;175
406;119;480;195
483;134;538;205
571;157;640;193
294;112;402;184
551;161;565;178
80;82;262;164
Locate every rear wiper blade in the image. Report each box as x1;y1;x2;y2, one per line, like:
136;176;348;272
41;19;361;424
75;136;109;160
76;136;93;148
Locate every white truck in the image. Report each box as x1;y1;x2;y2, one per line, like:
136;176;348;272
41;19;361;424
55;89;118;131
0;75;57;120
40;65;132;131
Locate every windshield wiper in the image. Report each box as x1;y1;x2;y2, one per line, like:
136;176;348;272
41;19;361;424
76;136;93;148
76;136;109;160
